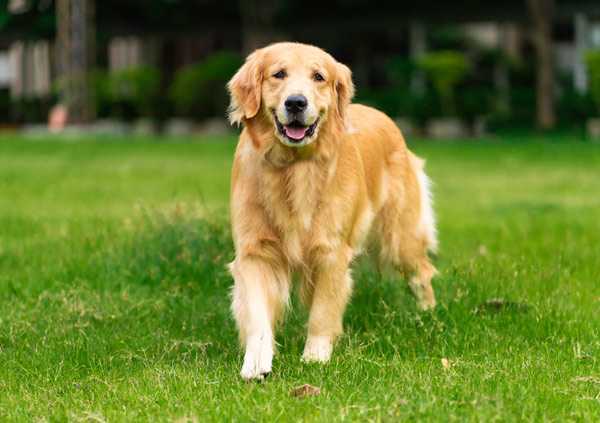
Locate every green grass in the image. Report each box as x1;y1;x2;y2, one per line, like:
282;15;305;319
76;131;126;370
1;134;599;422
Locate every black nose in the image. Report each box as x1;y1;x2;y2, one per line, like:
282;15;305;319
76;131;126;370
284;94;308;114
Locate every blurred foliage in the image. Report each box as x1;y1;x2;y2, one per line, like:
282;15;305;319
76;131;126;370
1;1;598;130
429;26;467;50
0;0;55;39
487;87;535;130
0;0;239;38
586;49;600;115
356;87;497;126
91;70;113;119
456;87;494;122
0;91;12;123
385;57;414;89
110;66;162;119
169;52;242;119
362;53;490;124
3;96;53;123
557;89;596;126
357;44;541;129
418;50;469;117
89;67;162;121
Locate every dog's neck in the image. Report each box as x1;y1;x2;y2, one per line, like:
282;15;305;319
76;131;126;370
263;142;324;168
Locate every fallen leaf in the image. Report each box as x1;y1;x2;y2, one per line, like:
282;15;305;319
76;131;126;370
289;384;321;398
441;358;450;370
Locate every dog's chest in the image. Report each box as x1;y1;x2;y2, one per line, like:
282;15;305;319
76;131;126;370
260;160;332;265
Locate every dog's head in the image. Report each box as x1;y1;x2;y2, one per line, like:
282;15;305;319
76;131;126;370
227;42;354;148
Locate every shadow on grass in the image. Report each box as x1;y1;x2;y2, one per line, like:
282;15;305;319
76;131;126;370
37;207;561;377
25;206;244;370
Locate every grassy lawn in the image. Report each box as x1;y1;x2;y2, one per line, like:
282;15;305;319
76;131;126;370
0;134;599;422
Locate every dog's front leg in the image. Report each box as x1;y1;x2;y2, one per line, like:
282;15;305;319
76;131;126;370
230;256;289;381
302;247;353;363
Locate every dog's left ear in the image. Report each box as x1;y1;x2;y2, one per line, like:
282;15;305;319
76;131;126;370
227;50;264;125
335;62;355;132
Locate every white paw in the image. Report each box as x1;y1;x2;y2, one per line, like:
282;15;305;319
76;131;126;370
417;297;436;311
408;276;436;310
301;336;333;363
240;343;273;381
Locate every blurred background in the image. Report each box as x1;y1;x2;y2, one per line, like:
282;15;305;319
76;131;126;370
1;0;600;138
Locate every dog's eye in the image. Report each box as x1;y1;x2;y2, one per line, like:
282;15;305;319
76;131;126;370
273;70;286;79
313;72;325;82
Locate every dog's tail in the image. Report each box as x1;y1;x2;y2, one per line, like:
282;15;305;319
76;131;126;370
408;152;438;255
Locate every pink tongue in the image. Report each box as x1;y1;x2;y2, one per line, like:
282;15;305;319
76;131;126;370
284;125;309;140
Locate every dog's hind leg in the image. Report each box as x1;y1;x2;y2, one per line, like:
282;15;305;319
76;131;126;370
407;157;438;309
378;231;437;310
375;153;438;310
406;257;436;310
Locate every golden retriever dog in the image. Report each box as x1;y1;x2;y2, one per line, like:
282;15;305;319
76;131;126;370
227;42;437;380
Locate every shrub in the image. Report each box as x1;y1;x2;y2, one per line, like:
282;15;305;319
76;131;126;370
353;88;442;126
417;50;469;117
90;70;113;119
354;88;411;117
385;57;414;89
109;66;162;119
586;49;600;115
487;86;536;130
0;90;13;123
456;86;494;122
169;51;243;120
557;89;595;126
9;97;52;123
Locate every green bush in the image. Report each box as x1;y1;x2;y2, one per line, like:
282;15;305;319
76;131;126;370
557;90;595;126
354;88;411;117
456;86;494;122
385;57;414;89
430;26;467;50
90;70;113;119
0;90;12;123
409;92;442;125
9;97;52;123
109;66;162;119
586;49;600;115
418;50;469;117
169;51;243;120
487;86;536;131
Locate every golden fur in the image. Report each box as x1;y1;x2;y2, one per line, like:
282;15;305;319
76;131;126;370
227;42;437;380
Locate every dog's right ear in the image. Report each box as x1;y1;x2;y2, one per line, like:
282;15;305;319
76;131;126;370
227;50;264;125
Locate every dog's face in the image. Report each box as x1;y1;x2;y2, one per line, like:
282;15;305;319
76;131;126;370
228;43;354;148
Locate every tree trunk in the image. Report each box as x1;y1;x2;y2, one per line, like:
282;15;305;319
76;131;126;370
56;0;95;124
526;0;556;130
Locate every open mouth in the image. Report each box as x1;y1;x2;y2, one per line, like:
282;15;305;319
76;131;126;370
273;112;319;143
